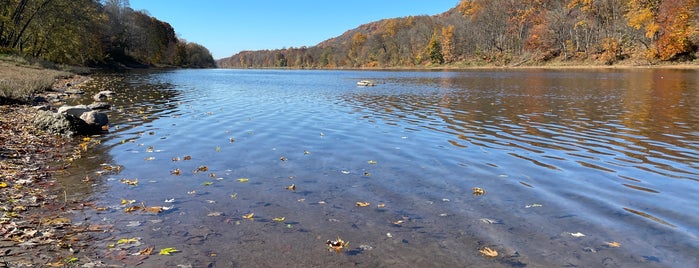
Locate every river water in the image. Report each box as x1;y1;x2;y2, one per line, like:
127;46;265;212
60;69;698;267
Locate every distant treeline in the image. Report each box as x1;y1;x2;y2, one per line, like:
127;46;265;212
0;0;215;68
218;0;698;68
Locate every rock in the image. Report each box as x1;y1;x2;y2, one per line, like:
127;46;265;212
88;102;111;110
57;105;89;115
93;90;115;101
65;88;85;94
32;105;51;111
79;111;108;127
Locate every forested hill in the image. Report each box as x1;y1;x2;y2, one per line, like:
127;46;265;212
218;0;698;68
0;0;215;68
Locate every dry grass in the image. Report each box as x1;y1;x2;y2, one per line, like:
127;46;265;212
0;59;71;103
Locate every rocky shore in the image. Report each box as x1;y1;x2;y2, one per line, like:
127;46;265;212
1;75;109;267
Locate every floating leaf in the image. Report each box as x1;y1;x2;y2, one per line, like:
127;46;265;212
116;238;139;244
172;157;180;162
138;246;154;256
144;157;155;161
207;211;223;217
124;205;142;213
479;247;498;257
472;187;485;196
121;198;136;205
304;150;311;155
285;184;296;191
120;178;138;186
159;247;179;255
569;232;586;237
144;206;163;213
355;202;371;207
230;193;238;199
377;203;386;208
202;181;213;186
272;217;285;222
65;257;79;264
326;237;349;253
367;160;377;164
0;182;7;188
392;220;405;225
242;213;254;219
215;146;221;152
237;178;249;182
197;166;208;172
183;155;192;161
605;241;621;248
187;190;196;195
170;168;181;175
279;156;288;161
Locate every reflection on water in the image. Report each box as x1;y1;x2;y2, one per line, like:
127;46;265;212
60;69;698;267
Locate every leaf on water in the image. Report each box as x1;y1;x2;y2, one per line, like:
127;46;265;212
202;181;213;186
605;241;621;248
392;220;405;225
124;205;142;213
42;217;72;225
197;165;208;172
355;202;371;207
121;198;136;205
304;150;311;155
138;246;154;256
120;178;138;186
367;160;377;164
479;218;500;224
479;247;498;257
159;247;179;255
144;157;155;161
229;137;236;143
326;237;349;253
183;155;192;161
285;184;296;191
237;178;249;182
472;187;485;196
377;203;386;208
279;156;288;161
116;238;139;244
569;232;586;237
230;193;238;199
144;206;163;213
170;168;181;175
172;157;180;162
187;190;196;195
242;213;254;219
207;211;223;217
215;146;221;152
272;217;285;222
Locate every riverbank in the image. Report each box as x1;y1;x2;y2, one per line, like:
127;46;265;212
0;65;107;267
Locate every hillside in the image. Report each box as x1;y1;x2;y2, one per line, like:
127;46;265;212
218;0;699;68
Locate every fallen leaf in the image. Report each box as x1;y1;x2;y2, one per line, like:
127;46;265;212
202;181;213;186
377;203;386;208
326;237;349;253
215;146;221;152
355;202;371;207
138;246;154;255
230;193;238;199
121;198;136;205
159;247;179;255
187;190;196;195
392;220;405;225
569;232;586;237
279;156;288;161
272;217;285;222
242;212;254;219
472;187;485;196
120;178;139;186
183;155;192;160
197;166;208;172
170;168;181;175
605;241;621;248
0;182;7;188
144;157;155;161
285;184;296;190
367;160;377;164
117;238;139;244
144;206;163;213
207;211;223;217
237;178;249;182
479;247;498;257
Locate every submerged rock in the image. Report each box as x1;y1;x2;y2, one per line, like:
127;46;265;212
93;90;115;101
88;102;111;110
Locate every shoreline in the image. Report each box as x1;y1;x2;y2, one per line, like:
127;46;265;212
0;74;105;267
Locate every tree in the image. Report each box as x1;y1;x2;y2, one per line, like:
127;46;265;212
427;33;444;64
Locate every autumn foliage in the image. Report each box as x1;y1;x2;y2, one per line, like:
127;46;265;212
219;0;698;68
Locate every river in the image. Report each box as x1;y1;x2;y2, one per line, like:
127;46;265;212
60;68;699;267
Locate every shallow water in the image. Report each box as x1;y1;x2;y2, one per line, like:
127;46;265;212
61;69;698;267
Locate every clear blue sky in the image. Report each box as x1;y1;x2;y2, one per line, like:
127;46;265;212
129;1;460;60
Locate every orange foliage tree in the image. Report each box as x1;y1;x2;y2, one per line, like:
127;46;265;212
626;0;697;60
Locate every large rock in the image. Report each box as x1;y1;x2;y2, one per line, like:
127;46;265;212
80;111;108;127
52;105;109;135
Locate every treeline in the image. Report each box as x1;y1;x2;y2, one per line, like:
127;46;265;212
218;0;698;68
0;0;215;68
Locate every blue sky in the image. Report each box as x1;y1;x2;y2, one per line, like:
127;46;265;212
129;1;459;59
